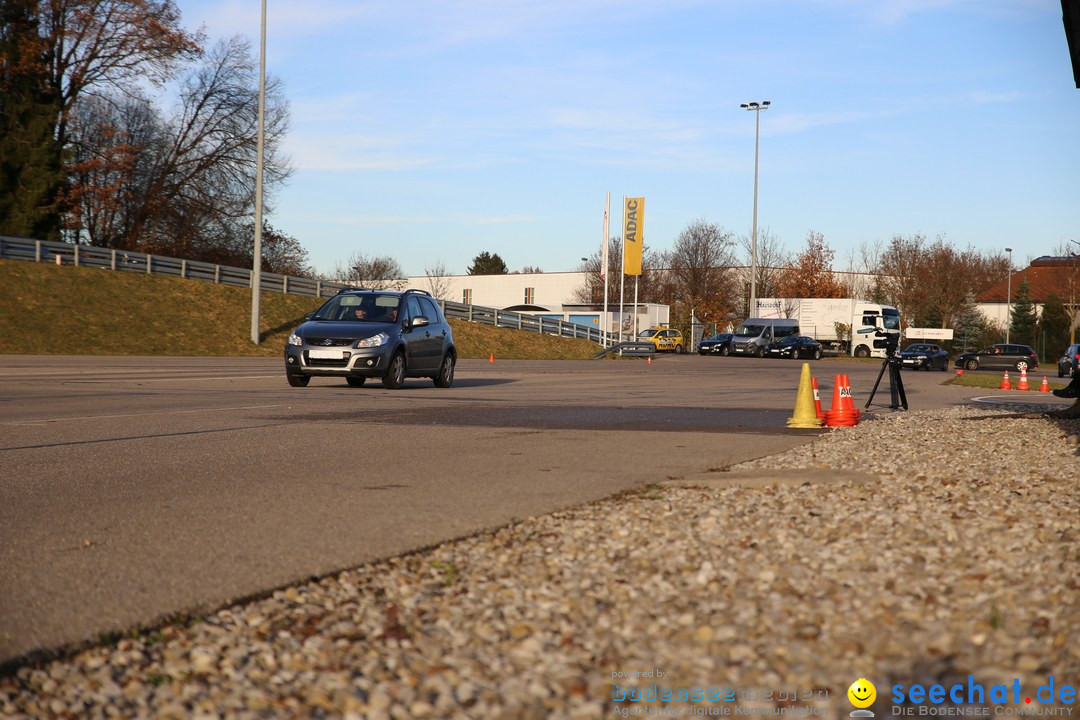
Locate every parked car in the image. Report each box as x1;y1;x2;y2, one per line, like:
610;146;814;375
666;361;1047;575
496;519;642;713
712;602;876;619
637;326;685;353
765;335;823;360
898;343;950;371
1059;343;1080;378
698;332;733;356
284;288;456;389
954;344;1039;372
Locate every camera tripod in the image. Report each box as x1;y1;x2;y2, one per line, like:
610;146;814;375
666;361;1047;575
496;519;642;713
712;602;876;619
864;332;908;411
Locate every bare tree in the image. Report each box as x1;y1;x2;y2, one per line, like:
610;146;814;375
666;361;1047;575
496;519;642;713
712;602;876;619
40;0;203;151
738;226;789;298
63;36;292;261
335;251;405;289
838;240;883;298
423;259;453;300
573;236;666;306
667;219;738;324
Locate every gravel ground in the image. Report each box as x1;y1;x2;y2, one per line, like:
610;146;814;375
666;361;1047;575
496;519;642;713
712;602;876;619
2;403;1078;720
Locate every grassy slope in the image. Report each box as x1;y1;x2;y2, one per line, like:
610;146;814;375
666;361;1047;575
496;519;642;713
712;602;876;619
0;260;601;360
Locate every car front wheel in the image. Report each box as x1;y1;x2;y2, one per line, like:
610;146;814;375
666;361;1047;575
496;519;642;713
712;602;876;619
433;353;455;388
675;344;684;354
720;345;730;356
286;373;310;387
965;359;979;371
382;352;406;389
813;348;822;360
854;345;870;358
1015;360;1028;372
346;376;366;388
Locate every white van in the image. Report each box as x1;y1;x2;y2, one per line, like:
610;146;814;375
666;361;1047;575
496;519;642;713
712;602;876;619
730;318;800;357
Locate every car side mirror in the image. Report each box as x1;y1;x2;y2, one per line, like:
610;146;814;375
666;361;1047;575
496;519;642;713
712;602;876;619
411;316;430;329
304;312;314;320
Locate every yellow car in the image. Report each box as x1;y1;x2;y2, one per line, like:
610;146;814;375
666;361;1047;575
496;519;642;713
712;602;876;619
637;326;685;353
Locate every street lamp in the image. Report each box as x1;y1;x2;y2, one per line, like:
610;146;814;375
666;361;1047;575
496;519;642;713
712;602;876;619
251;0;267;344
1005;247;1013;343
740;100;770;317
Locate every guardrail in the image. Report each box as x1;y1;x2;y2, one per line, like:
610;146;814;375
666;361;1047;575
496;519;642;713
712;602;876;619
0;235;350;298
0;236;616;346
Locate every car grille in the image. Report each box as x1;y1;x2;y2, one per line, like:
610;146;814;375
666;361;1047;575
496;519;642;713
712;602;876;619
306;337;353;347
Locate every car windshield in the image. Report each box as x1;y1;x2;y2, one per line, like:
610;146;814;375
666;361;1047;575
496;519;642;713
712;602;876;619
905;345;930;352
777;336;799;345
734;324;764;337
638;329;660;338
312;294;400;322
705;334;728;341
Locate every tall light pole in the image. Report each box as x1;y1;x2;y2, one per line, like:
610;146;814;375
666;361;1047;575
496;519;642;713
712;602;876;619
251;0;267;344
740;100;770;317
1005;247;1013;343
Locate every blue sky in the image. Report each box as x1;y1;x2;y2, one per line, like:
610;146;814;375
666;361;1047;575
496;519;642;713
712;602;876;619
175;0;1079;277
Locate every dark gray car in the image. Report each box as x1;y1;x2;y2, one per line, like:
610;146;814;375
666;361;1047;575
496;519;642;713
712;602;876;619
954;344;1038;372
1059;344;1080;377
284;289;456;389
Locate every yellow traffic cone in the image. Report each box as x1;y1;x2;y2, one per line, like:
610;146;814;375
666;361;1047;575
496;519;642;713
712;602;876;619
787;362;824;428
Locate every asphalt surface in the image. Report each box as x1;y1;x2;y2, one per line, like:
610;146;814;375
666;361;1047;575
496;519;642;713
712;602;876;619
0;354;1000;667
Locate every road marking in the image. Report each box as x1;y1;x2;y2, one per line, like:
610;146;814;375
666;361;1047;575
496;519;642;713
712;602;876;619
970;394;1069;405
2;404;284;426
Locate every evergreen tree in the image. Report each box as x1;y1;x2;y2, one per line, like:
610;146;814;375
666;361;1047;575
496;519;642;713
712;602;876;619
1038;292;1072;357
1008;279;1037;348
467;251;509;275
0;0;65;239
953;290;986;353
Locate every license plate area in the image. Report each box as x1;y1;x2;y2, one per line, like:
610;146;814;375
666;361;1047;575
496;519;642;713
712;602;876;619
309;348;347;360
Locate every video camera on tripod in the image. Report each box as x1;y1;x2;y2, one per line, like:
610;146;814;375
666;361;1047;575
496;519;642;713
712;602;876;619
856;314;902;356
858;314;907;410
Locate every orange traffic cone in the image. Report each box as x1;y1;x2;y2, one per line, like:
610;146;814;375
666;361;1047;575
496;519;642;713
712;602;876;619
1039;376;1050;393
956;368;964;376
1016;368;1030;391
999;370;1012;390
840;374;857;412
647;355;652;365
824;374;859;427
811;377;824;419
489;353;494;363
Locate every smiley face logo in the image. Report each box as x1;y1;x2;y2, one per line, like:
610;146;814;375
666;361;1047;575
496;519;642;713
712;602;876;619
848;678;877;709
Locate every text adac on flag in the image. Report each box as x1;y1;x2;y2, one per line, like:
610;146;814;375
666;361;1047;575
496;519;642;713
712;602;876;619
623;196;644;276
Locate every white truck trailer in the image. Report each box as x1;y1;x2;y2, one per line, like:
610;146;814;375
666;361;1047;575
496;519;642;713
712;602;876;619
753;298;901;358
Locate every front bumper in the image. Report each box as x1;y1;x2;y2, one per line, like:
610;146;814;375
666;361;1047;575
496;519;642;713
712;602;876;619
285;346;389;377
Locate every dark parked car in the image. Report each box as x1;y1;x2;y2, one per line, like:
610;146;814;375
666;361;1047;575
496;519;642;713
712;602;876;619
698;332;734;356
1059;344;1080;378
954;344;1038;372
765;335;823;360
898;343;950;371
284;288;456;389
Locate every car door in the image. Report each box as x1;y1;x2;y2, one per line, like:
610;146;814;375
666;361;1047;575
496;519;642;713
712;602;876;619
419;296;450;363
400;295;435;372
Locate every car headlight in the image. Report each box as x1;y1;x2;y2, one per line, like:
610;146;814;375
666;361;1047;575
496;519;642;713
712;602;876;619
287;333;303;346
355;332;389;348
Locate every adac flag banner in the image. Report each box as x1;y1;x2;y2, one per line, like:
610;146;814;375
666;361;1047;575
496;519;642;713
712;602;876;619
623;196;644;276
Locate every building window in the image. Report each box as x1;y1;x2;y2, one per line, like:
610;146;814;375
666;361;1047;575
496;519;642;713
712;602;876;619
463;288;473;305
524;287;535;305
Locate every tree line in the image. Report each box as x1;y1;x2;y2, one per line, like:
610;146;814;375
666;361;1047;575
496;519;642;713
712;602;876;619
573;223;1073;355
0;0;307;274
